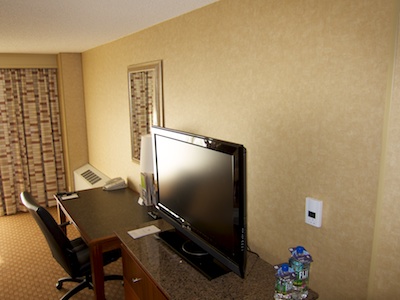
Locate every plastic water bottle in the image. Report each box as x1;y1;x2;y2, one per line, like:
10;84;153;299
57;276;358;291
274;263;296;299
288;246;313;299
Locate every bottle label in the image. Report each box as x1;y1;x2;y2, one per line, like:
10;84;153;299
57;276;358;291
297;269;309;280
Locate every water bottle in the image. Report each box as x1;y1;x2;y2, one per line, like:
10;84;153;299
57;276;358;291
274;263;296;299
288;246;313;299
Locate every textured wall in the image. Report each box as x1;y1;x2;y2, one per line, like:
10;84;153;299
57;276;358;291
81;0;398;298
57;53;88;190
0;54;57;68
368;8;400;299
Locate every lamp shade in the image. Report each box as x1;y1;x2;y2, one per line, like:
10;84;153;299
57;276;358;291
140;134;154;173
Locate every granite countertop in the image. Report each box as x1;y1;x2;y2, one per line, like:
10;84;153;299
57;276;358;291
116;219;319;300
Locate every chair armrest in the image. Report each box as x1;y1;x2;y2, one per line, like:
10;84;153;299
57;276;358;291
69;238;88;253
58;221;71;228
71;243;87;253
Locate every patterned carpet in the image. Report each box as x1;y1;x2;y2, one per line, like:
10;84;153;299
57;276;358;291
0;207;124;299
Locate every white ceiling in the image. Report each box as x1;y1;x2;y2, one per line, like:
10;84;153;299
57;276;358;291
0;0;217;54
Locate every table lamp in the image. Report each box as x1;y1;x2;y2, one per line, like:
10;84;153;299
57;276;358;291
140;134;158;218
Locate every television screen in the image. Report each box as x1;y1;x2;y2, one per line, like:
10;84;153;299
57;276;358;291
152;126;246;279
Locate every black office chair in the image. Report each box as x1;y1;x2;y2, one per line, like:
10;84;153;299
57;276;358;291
20;191;123;300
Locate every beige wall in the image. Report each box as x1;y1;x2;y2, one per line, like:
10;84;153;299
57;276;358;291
81;0;400;298
368;8;400;299
57;53;88;190
0;53;57;68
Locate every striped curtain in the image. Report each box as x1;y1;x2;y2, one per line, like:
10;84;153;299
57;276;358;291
130;70;154;160
0;68;66;216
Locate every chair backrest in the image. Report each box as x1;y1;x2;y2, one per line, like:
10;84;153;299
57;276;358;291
20;191;81;277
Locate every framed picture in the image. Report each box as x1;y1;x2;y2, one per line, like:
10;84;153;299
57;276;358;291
128;60;164;161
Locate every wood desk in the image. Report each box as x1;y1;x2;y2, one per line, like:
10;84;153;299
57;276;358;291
55;187;153;300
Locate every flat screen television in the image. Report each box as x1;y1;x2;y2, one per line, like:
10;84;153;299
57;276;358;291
152;126;247;279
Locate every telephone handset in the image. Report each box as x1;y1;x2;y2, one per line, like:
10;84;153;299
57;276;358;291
102;177;127;191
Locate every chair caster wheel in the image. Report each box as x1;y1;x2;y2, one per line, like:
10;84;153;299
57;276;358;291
56;282;63;290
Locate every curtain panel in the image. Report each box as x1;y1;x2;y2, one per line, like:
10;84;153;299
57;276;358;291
0;68;66;216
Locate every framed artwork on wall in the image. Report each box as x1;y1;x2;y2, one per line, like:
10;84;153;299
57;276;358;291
128;60;164;161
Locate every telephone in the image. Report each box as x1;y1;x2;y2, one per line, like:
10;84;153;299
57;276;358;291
102;177;127;191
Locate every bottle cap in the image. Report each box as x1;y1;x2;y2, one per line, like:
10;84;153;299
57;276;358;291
296;246;304;254
282;263;289;272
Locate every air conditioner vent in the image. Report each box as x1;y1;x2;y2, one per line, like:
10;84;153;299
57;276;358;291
73;164;110;191
81;169;101;185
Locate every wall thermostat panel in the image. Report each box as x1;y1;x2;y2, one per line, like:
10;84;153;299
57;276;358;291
305;197;323;228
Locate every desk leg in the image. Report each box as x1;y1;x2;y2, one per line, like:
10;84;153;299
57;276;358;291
57;203;67;235
90;244;106;300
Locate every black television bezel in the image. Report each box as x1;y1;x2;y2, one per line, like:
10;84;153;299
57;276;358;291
151;126;247;278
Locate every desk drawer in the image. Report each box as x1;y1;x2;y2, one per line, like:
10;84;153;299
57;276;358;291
122;244;168;300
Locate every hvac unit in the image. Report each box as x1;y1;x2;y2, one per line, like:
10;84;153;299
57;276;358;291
73;164;111;191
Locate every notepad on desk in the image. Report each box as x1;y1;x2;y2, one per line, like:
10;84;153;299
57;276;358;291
128;225;161;239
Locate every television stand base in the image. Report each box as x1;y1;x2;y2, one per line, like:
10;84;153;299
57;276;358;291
158;229;230;280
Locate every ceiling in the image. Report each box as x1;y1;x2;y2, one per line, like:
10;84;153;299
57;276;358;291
0;0;217;54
